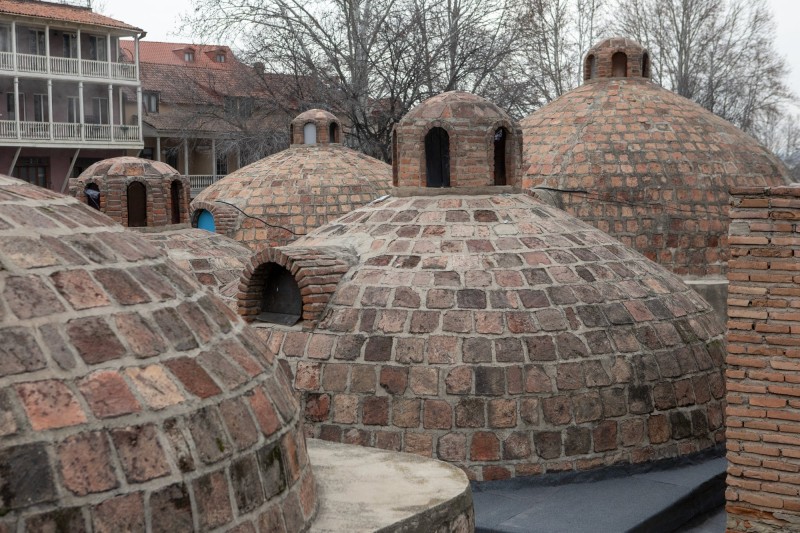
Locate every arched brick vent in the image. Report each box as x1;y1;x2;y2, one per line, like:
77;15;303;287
238;247;357;327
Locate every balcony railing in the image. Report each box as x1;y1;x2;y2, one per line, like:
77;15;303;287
0;52;137;81
189;174;225;197
0;120;140;144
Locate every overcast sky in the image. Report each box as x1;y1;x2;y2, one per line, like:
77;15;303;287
104;0;800;103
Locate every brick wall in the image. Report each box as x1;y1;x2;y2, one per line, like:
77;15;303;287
726;184;800;532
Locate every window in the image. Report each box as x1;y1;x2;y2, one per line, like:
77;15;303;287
184;50;194;62
425;127;450;187
14;157;49;189
28;29;45;55
170;180;183;224
303;122;316;144
216;155;228;176
255;263;302;325
195;209;215;232
143;91;159;113
493;127;508;186
215;53;225;63
63;33;78;58
127;181;147;227
585;54;597;81
166;150;178;169
33;94;48;122
67;96;80;123
91;97;109;124
612;52;627;77
329;122;340;143
84;183;100;210
0;25;10;53
7;92;25;121
88;35;107;61
642;52;650;78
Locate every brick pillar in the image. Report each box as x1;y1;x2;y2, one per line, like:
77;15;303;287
726;184;800;532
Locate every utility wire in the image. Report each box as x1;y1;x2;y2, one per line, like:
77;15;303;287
213;200;300;236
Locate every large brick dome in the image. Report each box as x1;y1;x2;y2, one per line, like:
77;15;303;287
0;175;316;531
191;111;391;251
240;192;726;481
520;38;791;277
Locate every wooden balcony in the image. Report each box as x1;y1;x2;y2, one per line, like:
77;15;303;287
0;119;141;146
0;51;138;82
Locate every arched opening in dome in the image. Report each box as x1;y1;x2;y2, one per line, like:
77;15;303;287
289;123;294;144
303;122;317;145
194;209;216;232
84;182;100;210
392;130;398;186
493;127;508;185
329;122;340;143
127;181;147;227
612;52;627;77
584;54;597;81
253;262;302;325
425;127;450;188
170;180;183;224
642;52;650;78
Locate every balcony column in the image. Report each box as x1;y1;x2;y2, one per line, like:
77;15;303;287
211;138;216;178
11;22;16;71
108;84;114;141
45;25;50;74
79;81;84;141
156;137;161;162
13;77;19;139
106;33;112;79
47;79;53;140
136;86;142;141
134;35;140;81
76;29;81;76
183;139;189;175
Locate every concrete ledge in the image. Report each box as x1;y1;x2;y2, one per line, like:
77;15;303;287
308;439;474;532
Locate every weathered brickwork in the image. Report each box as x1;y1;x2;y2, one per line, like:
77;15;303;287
290;108;342;145
143;228;253;309
583;37;650;81
726;184;800;533
251;194;727;481
394;92;522;189
191;129;391;250
238;246;357;326
521;40;791;278
0;175;316;532
69;156;191;227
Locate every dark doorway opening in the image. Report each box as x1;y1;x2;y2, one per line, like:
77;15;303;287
642;52;650;78
84;183;100;210
425;127;450;187
257;263;302;325
127;181;147;227
392;130;398;186
170;180;182;224
329;122;340;143
494;127;508;185
612;52;627;77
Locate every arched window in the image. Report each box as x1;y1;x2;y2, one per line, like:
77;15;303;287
642;52;650;78
195;209;216;232
585;54;597;81
170;180;183;224
493;127;508;186
256;263;302;325
289;124;294;144
612;52;627;77
329;122;340;143
425;127;450;188
127;181;147;227
392;130;398;186
84;183;100;210
303;122;317;144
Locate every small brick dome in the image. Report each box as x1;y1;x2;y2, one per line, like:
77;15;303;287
0;175;316;530
142;228;253;309
242;193;726;481
69;156;190;228
190;142;392;251
521;39;791;277
291;109;342;145
583;37;651;80
393;91;522;189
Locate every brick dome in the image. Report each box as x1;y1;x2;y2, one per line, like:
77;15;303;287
240;192;726;481
69;156;190;228
521;47;791;277
290;109;342;145
0;175;316;530
142;228;253;309
394;91;522;189
190;143;392;251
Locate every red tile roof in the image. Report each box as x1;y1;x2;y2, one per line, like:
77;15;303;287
0;0;142;32
120;40;236;70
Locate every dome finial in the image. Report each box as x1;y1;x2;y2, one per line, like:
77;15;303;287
290;109;341;145
583;37;650;82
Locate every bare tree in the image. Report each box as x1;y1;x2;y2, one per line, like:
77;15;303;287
614;0;792;140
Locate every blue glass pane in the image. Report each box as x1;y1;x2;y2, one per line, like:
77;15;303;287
196;210;215;232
